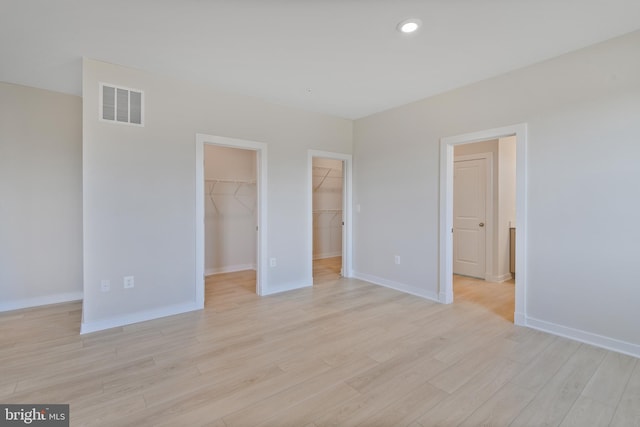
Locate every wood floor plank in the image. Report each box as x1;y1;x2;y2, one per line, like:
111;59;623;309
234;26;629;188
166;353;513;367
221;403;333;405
141;360;286;410
13;353;145;394
0;381;16;399
454;274;514;322
70;394;147;427
253;382;357;427
509;336;581;393
558;396;616;427
354;381;447;427
510;343;607;427
418;358;523;426
503;328;558;364
427;335;517;394
346;350;446;394
581;350;637;407
152;358;332;427
456;382;535;427
610;360;640;427
313;256;342;284
314;355;447;427
222;356;378;427
6;375;103;406
430;314;511;365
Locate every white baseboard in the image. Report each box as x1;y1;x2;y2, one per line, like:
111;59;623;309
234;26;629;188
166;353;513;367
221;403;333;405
205;263;256;276
80;301;201;334
439;291;453;304
0;291;83;313
485;273;513;283
525;316;640;359
313;252;342;260
353;271;439;303
261;280;312;296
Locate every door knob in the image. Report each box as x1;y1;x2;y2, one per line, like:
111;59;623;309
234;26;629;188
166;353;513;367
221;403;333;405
479;222;485;227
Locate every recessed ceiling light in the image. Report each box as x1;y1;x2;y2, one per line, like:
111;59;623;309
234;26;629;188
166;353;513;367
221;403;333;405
397;18;422;34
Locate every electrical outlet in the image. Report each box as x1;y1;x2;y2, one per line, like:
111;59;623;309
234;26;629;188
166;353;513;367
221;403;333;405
394;255;401;265
124;276;135;289
269;257;277;267
100;280;110;292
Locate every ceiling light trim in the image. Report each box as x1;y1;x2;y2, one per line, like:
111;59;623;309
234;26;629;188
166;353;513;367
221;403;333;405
397;18;422;34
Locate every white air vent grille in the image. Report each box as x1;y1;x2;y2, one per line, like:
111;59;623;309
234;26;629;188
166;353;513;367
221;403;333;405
100;83;144;126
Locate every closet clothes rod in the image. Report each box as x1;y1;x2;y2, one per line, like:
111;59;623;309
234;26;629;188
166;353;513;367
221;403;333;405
313;209;342;222
205;179;256;214
313;167;333;190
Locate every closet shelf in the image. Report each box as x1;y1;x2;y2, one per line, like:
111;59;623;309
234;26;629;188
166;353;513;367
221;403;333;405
206;179;256;214
312;166;342;191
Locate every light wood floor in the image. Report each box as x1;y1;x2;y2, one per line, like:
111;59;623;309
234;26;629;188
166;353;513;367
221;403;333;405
313;256;342;284
1;273;638;426
454;274;515;322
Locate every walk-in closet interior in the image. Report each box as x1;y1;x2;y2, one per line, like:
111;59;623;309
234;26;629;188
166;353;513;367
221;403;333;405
312;157;343;283
204;144;257;295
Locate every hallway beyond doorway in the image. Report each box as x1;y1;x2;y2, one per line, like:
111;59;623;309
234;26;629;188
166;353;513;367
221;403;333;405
454;274;514;322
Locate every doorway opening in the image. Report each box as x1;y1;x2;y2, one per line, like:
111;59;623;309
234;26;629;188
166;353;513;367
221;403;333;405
440;124;527;325
453;139;516;321
204;145;257;299
312;157;344;283
195;134;268;308
307;150;353;285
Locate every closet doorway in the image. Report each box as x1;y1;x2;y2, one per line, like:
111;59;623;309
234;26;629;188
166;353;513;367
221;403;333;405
204;145;257;296
195;134;267;307
307;150;353;285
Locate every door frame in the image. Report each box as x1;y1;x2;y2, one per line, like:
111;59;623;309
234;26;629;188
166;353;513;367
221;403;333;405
453;153;493;280
440;124;527;325
307;150;353;282
195;133;268;306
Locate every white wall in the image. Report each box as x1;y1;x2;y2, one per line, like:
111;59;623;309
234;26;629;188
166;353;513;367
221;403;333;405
353;30;640;355
312;157;343;259
82;58;352;332
0;82;83;311
204;145;256;275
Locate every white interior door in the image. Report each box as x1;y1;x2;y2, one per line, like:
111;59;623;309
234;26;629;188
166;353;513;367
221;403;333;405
453;158;487;278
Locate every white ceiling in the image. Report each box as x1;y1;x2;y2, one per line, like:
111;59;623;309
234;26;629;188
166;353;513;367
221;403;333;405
2;0;640;119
